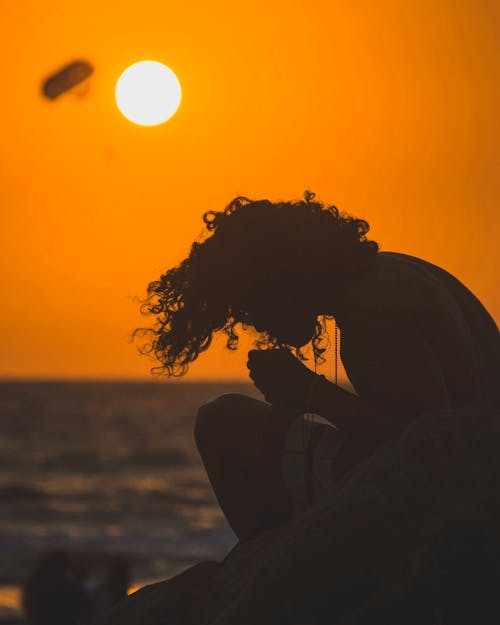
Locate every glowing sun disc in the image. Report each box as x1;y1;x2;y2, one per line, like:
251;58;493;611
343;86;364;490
115;61;182;126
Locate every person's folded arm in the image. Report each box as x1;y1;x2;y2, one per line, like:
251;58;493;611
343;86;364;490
307;327;451;437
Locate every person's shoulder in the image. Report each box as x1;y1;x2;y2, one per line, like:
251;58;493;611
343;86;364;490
373;251;442;289
338;252;435;318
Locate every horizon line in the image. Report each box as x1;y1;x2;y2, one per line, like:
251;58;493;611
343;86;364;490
0;375;252;383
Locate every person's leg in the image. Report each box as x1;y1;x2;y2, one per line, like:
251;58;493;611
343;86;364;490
282;416;344;509
195;394;295;541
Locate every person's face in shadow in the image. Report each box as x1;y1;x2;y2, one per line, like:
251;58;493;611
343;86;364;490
243;298;318;348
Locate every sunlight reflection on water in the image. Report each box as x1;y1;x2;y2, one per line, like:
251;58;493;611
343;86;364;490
0;382;258;589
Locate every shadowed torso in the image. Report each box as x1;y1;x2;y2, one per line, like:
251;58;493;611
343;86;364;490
336;252;500;416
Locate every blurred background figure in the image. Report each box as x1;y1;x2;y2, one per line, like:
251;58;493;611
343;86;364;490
22;549;92;625
90;555;131;615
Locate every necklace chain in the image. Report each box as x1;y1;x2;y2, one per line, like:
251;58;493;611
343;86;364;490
334;319;339;385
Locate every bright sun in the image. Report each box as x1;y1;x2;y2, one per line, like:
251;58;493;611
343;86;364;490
115;61;182;126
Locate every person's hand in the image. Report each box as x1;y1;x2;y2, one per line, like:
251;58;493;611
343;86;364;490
246;349;318;412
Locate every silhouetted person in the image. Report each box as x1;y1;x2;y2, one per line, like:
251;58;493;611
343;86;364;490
91;555;130;615
139;193;500;542
23;549;92;625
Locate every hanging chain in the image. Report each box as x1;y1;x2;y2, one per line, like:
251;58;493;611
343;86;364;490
334;319;339;385
303;317;340;449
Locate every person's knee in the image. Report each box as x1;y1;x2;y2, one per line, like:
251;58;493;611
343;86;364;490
195;394;249;453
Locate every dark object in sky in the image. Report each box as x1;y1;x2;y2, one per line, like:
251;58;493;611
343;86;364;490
42;60;94;100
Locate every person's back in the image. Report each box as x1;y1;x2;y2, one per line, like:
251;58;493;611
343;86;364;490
381;252;500;408
328;251;499;480
337;252;499;418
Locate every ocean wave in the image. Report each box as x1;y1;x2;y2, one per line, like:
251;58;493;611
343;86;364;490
0;484;49;501
127;449;191;467
39;451;103;470
33;448;193;472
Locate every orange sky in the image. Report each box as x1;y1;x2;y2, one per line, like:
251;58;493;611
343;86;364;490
0;0;499;380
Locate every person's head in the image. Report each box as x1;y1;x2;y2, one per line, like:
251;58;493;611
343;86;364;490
138;193;378;375
31;549;70;580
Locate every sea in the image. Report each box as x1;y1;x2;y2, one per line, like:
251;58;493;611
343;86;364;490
0;380;262;622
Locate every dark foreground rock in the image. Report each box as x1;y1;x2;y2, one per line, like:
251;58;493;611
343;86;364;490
93;406;500;625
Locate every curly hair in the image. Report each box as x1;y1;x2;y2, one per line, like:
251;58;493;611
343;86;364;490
136;192;379;376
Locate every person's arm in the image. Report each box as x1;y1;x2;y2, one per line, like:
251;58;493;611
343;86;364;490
247;317;451;437
308;326;451;436
305;375;377;430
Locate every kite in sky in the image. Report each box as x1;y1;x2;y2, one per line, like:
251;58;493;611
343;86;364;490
42;60;94;100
